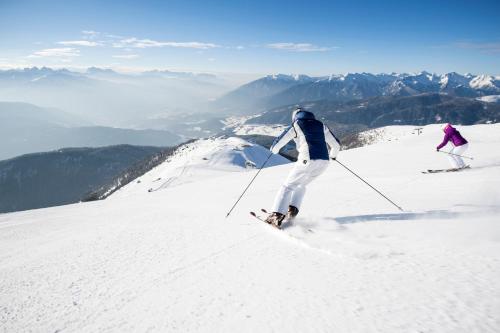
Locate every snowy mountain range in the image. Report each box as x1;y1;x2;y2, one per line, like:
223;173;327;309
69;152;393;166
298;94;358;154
216;72;500;114
245;93;500;129
0;66;220;85
2;124;499;332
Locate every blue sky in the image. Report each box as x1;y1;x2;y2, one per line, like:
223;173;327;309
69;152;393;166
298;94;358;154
1;0;499;75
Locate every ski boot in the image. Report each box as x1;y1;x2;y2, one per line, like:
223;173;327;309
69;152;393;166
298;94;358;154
265;212;285;229
287;205;299;220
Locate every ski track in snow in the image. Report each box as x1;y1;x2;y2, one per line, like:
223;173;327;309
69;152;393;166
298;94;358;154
1;124;500;332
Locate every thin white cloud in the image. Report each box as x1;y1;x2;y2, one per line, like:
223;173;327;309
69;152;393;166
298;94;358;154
267;42;334;52
113;37;219;49
112;54;139;59
104;33;125;39
163;41;219;49
58;40;101;47
28;47;80;58
454;42;500;53
82;30;100;38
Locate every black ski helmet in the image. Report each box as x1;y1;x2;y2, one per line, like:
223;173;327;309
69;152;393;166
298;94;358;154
292;107;315;121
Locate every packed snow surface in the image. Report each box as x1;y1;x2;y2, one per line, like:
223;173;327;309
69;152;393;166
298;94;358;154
1;124;500;332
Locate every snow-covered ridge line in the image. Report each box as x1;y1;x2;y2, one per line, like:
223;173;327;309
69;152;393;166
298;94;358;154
112;136;289;197
264;71;497;81
260;71;500;94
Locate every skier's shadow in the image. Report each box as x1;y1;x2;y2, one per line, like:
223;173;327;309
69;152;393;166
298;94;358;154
329;210;460;225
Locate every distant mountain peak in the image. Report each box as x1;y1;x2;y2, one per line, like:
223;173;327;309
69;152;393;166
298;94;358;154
469;74;498;90
86;67;117;75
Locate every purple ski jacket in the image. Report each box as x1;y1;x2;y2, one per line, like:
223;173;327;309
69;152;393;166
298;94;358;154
437;126;468;150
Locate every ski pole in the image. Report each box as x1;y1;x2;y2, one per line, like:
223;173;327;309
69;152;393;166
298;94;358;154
226;153;273;218
333;159;404;212
438;150;474;160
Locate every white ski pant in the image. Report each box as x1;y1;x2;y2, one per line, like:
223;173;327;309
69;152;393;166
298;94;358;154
271;159;330;215
447;143;469;168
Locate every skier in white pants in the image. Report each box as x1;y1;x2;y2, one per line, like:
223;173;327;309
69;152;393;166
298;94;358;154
436;123;469;169
265;108;341;227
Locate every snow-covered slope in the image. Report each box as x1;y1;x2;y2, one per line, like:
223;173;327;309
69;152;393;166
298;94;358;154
113;136;288;196
1;124;500;332
469;74;499;90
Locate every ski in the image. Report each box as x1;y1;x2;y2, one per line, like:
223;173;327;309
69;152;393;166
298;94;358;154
422;169;454;174
422;165;470;174
249;211;266;222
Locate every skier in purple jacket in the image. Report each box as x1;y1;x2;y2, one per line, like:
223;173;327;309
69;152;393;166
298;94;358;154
436;123;469;169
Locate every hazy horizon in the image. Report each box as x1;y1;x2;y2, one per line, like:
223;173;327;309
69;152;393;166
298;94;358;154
2;65;499;77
